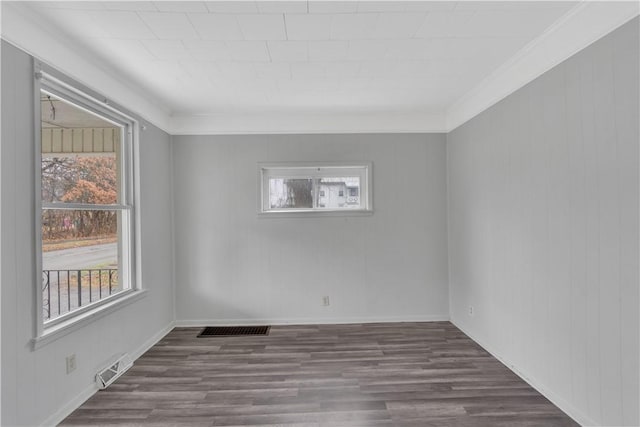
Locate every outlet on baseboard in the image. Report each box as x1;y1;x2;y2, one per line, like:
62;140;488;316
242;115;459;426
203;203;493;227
322;296;330;306
468;306;474;316
66;354;76;374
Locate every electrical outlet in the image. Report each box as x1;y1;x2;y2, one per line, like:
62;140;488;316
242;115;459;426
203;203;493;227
469;306;474;316
322;296;330;306
66;354;76;374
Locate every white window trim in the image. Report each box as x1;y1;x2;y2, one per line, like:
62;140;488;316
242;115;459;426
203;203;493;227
258;162;373;216
33;67;143;345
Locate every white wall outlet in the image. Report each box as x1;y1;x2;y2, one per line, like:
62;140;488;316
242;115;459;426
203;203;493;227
66;354;77;374
322;296;330;306
469;306;474;316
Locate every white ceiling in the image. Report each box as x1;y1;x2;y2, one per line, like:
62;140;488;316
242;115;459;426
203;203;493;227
4;1;638;134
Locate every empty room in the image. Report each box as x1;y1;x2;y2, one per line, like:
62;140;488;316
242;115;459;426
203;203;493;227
1;1;638;426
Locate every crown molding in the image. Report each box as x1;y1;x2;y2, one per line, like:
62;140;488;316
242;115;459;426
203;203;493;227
446;1;640;132
170;111;447;135
0;2;172;134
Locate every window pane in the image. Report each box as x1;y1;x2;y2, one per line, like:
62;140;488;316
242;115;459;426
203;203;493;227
42;154;119;204
41;91;121;205
41;209;126;322
269;178;313;209
260;165;370;213
316;177;361;209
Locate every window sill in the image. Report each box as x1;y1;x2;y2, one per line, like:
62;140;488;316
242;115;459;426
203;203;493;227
32;289;147;350
258;209;374;219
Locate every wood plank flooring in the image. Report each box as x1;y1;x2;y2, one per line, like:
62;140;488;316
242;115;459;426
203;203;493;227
61;322;578;426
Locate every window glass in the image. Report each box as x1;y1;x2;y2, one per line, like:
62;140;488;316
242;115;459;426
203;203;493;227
316;177;360;209
41;209;123;321
269;178;313;209
261;165;370;213
39;87;134;325
41;153;119;205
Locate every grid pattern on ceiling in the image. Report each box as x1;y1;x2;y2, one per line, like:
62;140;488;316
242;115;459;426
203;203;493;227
26;1;579;114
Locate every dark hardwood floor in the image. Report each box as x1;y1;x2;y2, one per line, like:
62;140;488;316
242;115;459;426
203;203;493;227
61;322;578;426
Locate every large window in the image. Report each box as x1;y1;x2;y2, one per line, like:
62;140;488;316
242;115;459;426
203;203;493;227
259;164;372;213
37;72;137;330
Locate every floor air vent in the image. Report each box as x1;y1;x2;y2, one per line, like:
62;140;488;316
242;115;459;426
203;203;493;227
198;326;270;337
96;354;133;389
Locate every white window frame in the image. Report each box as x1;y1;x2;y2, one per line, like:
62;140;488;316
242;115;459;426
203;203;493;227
258;162;373;215
34;68;142;345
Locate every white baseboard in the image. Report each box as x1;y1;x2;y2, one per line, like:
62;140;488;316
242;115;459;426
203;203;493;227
40;321;175;427
40;382;98;427
175;314;449;327
451;317;596;427
129;320;175;361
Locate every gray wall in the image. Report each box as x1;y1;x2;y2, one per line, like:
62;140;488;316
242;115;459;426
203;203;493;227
447;18;639;426
1;41;175;426
172;134;449;324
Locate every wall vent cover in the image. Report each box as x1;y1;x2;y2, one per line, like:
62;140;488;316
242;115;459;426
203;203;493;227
96;354;133;389
198;326;270;337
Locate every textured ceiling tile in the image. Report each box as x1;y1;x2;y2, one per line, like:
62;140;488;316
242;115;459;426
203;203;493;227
358;60;396;78
347;40;393;60
385;39;433;60
225;41;271;61
357;1;407;13
290;62;326;79
153;1;209;13
403;1;456;12
102;1;158;11
253;62;292;79
183;40;231;60
322;61;361;78
330;13;379;40
257;1;309;14
142;40;193;60
204;1;259;13
308;1;358;14
216;62;258;78
373;12;426;38
308;40;349;61
21;0;582;121
30;1;107;10
236;14;287;40
37;9;111;38
285;13;332;40
454;1;576;10
180;60;224;81
87;10;157;39
95;38;157;61
414;10;475;38
139;12;199;39
188;13;244;39
267;41;309;61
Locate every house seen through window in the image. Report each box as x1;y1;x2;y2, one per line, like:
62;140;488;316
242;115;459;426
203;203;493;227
260;164;371;213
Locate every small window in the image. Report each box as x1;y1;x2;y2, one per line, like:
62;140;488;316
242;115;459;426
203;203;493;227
259;164;371;213
38;71;137;329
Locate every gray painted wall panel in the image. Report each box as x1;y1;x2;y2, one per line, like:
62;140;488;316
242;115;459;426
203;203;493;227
447;18;639;426
172;134;450;324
